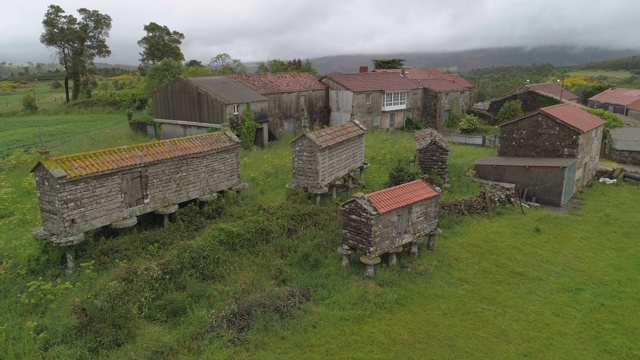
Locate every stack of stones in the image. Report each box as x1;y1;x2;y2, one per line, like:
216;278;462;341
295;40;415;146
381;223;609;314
415;128;450;182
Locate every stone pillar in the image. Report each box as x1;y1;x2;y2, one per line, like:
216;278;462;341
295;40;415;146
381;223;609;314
110;216;137;230
427;228;442;252
337;246;353;267
232;183;249;204
332;185;337;200
155;204;179;228
310;186;328;205
360;255;381;278
409;238;424;257
65;251;75;274
388;247;403;267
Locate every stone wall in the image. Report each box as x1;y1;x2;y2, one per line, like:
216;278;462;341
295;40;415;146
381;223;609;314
291;136;320;188
499;113;580;158
35;147;240;237
610;149;640;165
317;136;365;186
417;144;449;181
266;90;328;137
488;91;559;118
422;89;472;128
575;127;604;190
440;181;515;216
341;199;374;254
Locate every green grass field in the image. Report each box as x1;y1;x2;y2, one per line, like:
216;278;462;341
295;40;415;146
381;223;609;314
0;114;638;359
567;70;633;79
0;81;68;114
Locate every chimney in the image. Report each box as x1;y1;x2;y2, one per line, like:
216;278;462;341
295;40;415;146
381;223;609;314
428;68;433;78
359;66;368;73
401;68;406;77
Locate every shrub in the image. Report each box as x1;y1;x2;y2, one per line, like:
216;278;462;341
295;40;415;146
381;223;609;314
404;116;425;131
385;159;422;187
50;80;62;89
496;100;524;124
425;169;444;188
238;103;259;150
445;111;460;128
21;94;38;113
458;114;480;134
584;108;624;131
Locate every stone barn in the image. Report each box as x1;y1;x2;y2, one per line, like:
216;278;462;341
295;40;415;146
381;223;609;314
475;103;606;206
290;120;367;201
340;179;441;277
487;82;579;119
415;128;450;182
31;131;243;247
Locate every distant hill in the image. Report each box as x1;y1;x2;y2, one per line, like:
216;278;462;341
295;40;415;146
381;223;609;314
310;46;640;74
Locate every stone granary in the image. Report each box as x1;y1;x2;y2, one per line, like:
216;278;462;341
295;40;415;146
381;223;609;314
415;128;450;182
340;179;441;277
31;132;245;270
290;120;368;202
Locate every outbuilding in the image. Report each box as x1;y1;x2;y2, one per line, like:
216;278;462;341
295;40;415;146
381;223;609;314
415;127;450;182
340;179;441;277
31;131;244;248
290;120;368;201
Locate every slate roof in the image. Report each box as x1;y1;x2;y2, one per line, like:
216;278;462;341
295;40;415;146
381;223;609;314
609;127;640;152
323;72;417;92
527;83;578;101
500;103;606;133
367;179;439;214
181;76;268;104
229;72;327;94
294;121;366;149
34;132;239;180
475;156;577;168
589;87;640;106
415;128;450;151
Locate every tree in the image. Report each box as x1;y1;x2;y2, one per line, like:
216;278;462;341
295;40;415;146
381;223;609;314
208;53;247;75
22;94;38;113
40;5;112;102
143;58;184;97
256;58;320;77
185;59;203;68
138;22;185;69
385;159;421;188
372;58;405;69
584;108;624;132
496;100;524;124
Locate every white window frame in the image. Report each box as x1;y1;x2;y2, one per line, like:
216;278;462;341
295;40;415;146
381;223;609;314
233;104;239;114
382;91;409;111
366;93;372;104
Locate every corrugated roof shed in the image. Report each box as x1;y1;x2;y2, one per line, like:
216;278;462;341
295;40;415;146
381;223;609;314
609;127;640;151
589;87;640;106
297;121;366;148
182;76;268;104
229;72;327;94
500;103;606;133
475;156;577;167
34;132;239;180
323;72;417;92
367;179;439;214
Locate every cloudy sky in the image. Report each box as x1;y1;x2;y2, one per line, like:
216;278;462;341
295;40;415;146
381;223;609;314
2;0;639;66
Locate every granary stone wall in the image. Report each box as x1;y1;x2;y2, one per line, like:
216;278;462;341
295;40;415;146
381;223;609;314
575;126;604;189
342;197;439;258
292;136;320;188
38;147;240;237
317;136;365;186
499;113;580;158
417;144;449;181
34;166;65;235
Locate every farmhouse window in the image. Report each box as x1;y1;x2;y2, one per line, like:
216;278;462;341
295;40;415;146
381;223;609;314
366;94;372;104
373;115;381;127
122;171;146;208
233;104;239;114
382;91;408;111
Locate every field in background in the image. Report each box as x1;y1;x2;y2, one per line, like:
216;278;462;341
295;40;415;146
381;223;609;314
0;113;638;359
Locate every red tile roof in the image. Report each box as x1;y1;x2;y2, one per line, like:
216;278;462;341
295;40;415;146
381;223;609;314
527;82;578;101
37;132;239;180
500;103;606;133
415;128;450;151
323;72;417;92
588;87;640;106
301;121;366;148
419;78;469;92
229;72;327;94
367;179;439;214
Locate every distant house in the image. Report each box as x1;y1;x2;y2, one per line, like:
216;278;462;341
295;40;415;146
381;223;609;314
321;72;420;129
151;76;270;146
606;127;640;165
230;72;329;136
475;103;606;206
487;82;579;118
379;68;474;127
588;87;640;120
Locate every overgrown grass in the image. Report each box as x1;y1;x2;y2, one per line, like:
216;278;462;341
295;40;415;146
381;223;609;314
0;115;637;359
